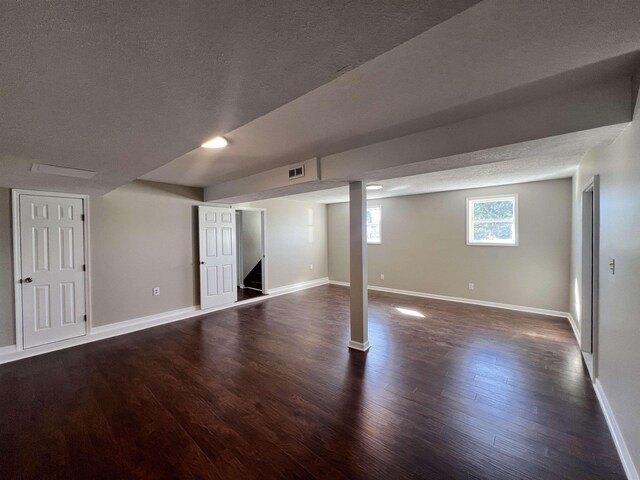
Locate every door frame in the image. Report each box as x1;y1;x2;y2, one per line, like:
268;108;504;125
580;176;600;378
234;207;267;294
11;189;92;351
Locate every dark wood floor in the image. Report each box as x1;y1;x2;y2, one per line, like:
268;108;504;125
0;285;624;479
237;286;264;302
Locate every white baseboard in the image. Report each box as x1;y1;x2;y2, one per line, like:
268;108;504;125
91;306;202;336
566;313;581;347
0;345;17;356
0;277;329;365
329;280;571;319
267;277;329;296
348;340;371;352
594;379;639;480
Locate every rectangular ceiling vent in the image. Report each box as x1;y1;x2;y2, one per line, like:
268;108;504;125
31;163;97;179
288;165;305;180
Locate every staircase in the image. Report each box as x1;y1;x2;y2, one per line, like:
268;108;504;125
243;259;262;291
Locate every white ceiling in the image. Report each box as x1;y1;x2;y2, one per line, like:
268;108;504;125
0;0;479;194
144;1;640;188
286;155;581;204
2;1;639;197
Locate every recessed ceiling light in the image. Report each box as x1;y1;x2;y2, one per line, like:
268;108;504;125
366;184;383;190
201;136;228;149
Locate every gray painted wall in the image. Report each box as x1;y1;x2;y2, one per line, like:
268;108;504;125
0;188;14;347
90;181;203;327
240;198;328;289
0;181;328;345
328;179;572;312
570;117;640;472
239;210;262;281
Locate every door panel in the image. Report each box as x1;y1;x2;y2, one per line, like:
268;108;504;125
199;206;237;309
59;227;75;269
20;195;87;348
205;227;217;256
206;266;218;297
60;282;76;325
221;227;233;255
222;264;234;293
33;285;50;330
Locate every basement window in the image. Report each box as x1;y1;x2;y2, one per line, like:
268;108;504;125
367;205;381;244
466;195;518;246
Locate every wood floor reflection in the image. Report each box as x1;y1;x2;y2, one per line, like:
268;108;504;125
0;285;625;479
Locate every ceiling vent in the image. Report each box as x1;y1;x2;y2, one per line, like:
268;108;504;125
288;165;305;180
31;163;97;179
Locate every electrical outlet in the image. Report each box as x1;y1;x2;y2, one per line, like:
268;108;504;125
380;274;385;280
468;283;474;290
309;263;313;270
153;287;160;296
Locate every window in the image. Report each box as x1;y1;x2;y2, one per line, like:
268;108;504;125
367;205;381;244
466;194;518;246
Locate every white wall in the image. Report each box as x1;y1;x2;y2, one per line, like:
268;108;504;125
570;115;640;476
328;179;572;312
239;210;262;281
239;198;328;289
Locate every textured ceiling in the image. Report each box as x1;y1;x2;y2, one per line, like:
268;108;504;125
143;0;640;187
0;0;480;194
286;155;582;204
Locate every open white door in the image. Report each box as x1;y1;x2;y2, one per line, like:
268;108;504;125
199;206;237;309
19;194;87;348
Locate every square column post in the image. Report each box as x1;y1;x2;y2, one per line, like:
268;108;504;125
348;181;370;351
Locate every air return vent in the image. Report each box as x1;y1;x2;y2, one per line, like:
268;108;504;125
288;165;305;180
31;163;96;179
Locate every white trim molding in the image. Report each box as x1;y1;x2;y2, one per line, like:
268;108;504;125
329;280;571;319
566;313;581;347
594;379;639;480
267;277;329;296
0;345;17;357
0;277;329;365
348;340;371;352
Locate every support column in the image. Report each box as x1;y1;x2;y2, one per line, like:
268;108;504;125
348;181;370;351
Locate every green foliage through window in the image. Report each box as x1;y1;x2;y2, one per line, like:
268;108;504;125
467;196;517;245
473;200;513;220
367;206;381;243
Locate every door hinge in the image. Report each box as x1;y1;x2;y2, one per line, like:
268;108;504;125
81;214;85;221
84;315;87;322
82;264;86;271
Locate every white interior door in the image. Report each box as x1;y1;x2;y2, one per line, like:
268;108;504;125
19;194;87;348
199;206;237;309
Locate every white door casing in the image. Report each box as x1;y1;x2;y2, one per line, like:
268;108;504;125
19;194;87;348
199;206;237;309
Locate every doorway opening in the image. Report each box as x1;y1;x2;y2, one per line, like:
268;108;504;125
235;208;266;302
581;176;599;380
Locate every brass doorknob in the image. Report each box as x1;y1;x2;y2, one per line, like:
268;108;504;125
24;277;33;283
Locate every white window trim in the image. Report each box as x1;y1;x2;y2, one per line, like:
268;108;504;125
367;205;382;244
466;194;519;246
